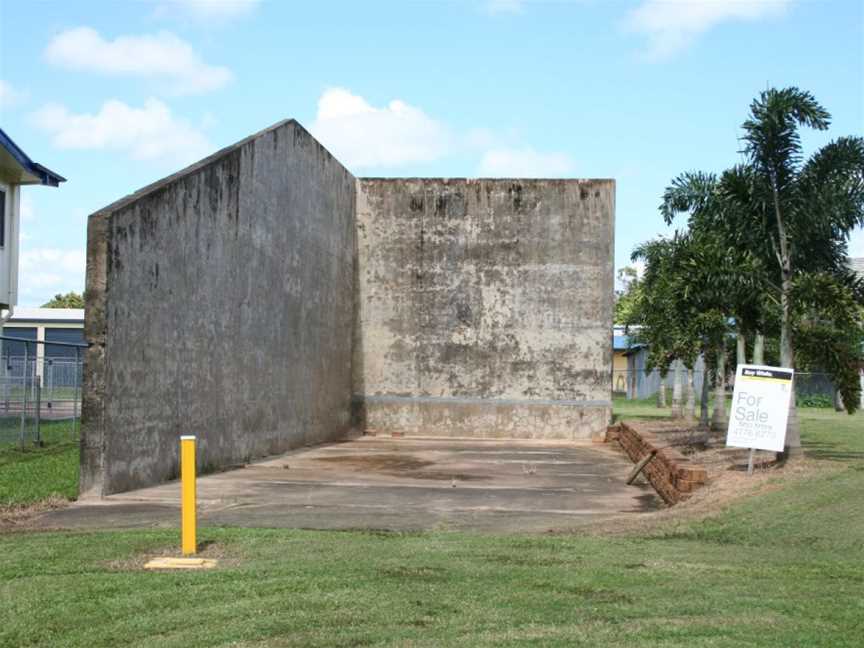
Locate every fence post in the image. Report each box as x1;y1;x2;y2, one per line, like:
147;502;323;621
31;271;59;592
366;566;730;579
34;381;41;446
19;343;28;448
45;358;53;412
3;355;8;413
73;347;80;439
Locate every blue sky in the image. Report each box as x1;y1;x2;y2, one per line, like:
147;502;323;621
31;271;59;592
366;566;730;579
1;0;862;306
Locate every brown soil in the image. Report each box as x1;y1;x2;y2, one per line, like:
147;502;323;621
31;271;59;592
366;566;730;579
582;419;839;536
0;495;70;531
104;541;238;571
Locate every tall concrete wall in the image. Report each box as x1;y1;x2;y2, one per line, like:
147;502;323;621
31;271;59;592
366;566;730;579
81;121;356;495
353;178;615;440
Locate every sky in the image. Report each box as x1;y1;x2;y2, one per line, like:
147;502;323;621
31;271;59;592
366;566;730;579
0;0;862;306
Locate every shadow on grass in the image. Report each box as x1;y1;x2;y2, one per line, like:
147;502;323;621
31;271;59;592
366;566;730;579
803;441;864;462
0;441;77;466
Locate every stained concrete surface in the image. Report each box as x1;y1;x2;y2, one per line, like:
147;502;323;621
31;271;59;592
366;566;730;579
355;179;615;441
82;120;356;496
36;437;658;534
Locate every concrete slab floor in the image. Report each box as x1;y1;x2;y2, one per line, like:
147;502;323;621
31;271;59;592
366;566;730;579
35;437;661;534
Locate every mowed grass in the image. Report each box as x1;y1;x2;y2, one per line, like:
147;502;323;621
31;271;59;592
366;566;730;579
612;395;864;458
0;420;78;507
0;406;862;646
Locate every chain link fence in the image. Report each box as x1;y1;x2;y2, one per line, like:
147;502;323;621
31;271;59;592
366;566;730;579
0;335;85;447
612;367;860;409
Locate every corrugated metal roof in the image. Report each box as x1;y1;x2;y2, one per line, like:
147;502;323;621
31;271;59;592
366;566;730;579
850;257;864;278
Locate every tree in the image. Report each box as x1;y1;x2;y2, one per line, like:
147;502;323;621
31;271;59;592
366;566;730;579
723;88;864;456
792;273;863;412
631;235;710;420
629;239;677;411
614;266;643;325
658;172;769;430
42;291;85;309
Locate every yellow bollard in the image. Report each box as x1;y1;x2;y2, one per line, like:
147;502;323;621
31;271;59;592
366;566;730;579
180;435;197;555
144;435;217;570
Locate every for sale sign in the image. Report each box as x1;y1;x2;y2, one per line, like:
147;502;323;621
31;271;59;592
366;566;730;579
726;364;794;453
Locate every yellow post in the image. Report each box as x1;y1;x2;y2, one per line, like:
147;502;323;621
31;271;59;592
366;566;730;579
180;435;197;555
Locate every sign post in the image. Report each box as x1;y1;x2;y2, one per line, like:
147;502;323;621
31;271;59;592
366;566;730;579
726;365;794;473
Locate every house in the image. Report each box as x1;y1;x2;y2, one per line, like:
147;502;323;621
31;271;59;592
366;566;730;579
0;128;65;315
613;325;642;394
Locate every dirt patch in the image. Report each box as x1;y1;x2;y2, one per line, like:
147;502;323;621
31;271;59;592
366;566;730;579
104;541;238;571
581;462;834;537
0;495;70;531
581;419;840;536
313;453;487;482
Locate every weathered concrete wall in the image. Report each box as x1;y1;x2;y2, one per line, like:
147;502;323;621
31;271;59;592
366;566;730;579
81;121;356;495
354;179;614;440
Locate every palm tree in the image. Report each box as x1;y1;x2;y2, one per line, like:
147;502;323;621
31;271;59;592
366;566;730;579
659;172;768;431
724;88;864;456
631;234;728;424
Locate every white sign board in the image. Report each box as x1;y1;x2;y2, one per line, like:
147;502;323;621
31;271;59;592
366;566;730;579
726;364;794;453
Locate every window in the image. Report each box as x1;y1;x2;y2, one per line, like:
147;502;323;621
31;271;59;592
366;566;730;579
0;188;5;248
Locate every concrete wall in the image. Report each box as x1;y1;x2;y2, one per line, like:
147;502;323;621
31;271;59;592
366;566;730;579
81;121;356;495
353;178;615;440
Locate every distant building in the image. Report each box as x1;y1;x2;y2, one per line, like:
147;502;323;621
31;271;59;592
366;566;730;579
1;307;84;381
0;128;65;314
613;326;642;394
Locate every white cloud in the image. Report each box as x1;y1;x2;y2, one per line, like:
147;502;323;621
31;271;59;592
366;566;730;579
0;80;27;109
310;87;452;168
44;27;232;95
624;0;791;61
20;195;35;222
484;0;524;14
154;0;260;21
309;87;575;176
31;98;212;164
478;147;575;177
18;247;86;306
849;227;864;258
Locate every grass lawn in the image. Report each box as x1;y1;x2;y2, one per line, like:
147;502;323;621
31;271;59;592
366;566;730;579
0;420;78;507
1;406;862;646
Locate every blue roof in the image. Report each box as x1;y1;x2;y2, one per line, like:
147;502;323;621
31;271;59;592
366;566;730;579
614;333;646;354
0;128;65;187
613;334;632;351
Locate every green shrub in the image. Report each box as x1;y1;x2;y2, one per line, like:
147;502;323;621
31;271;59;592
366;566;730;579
797;393;834;408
